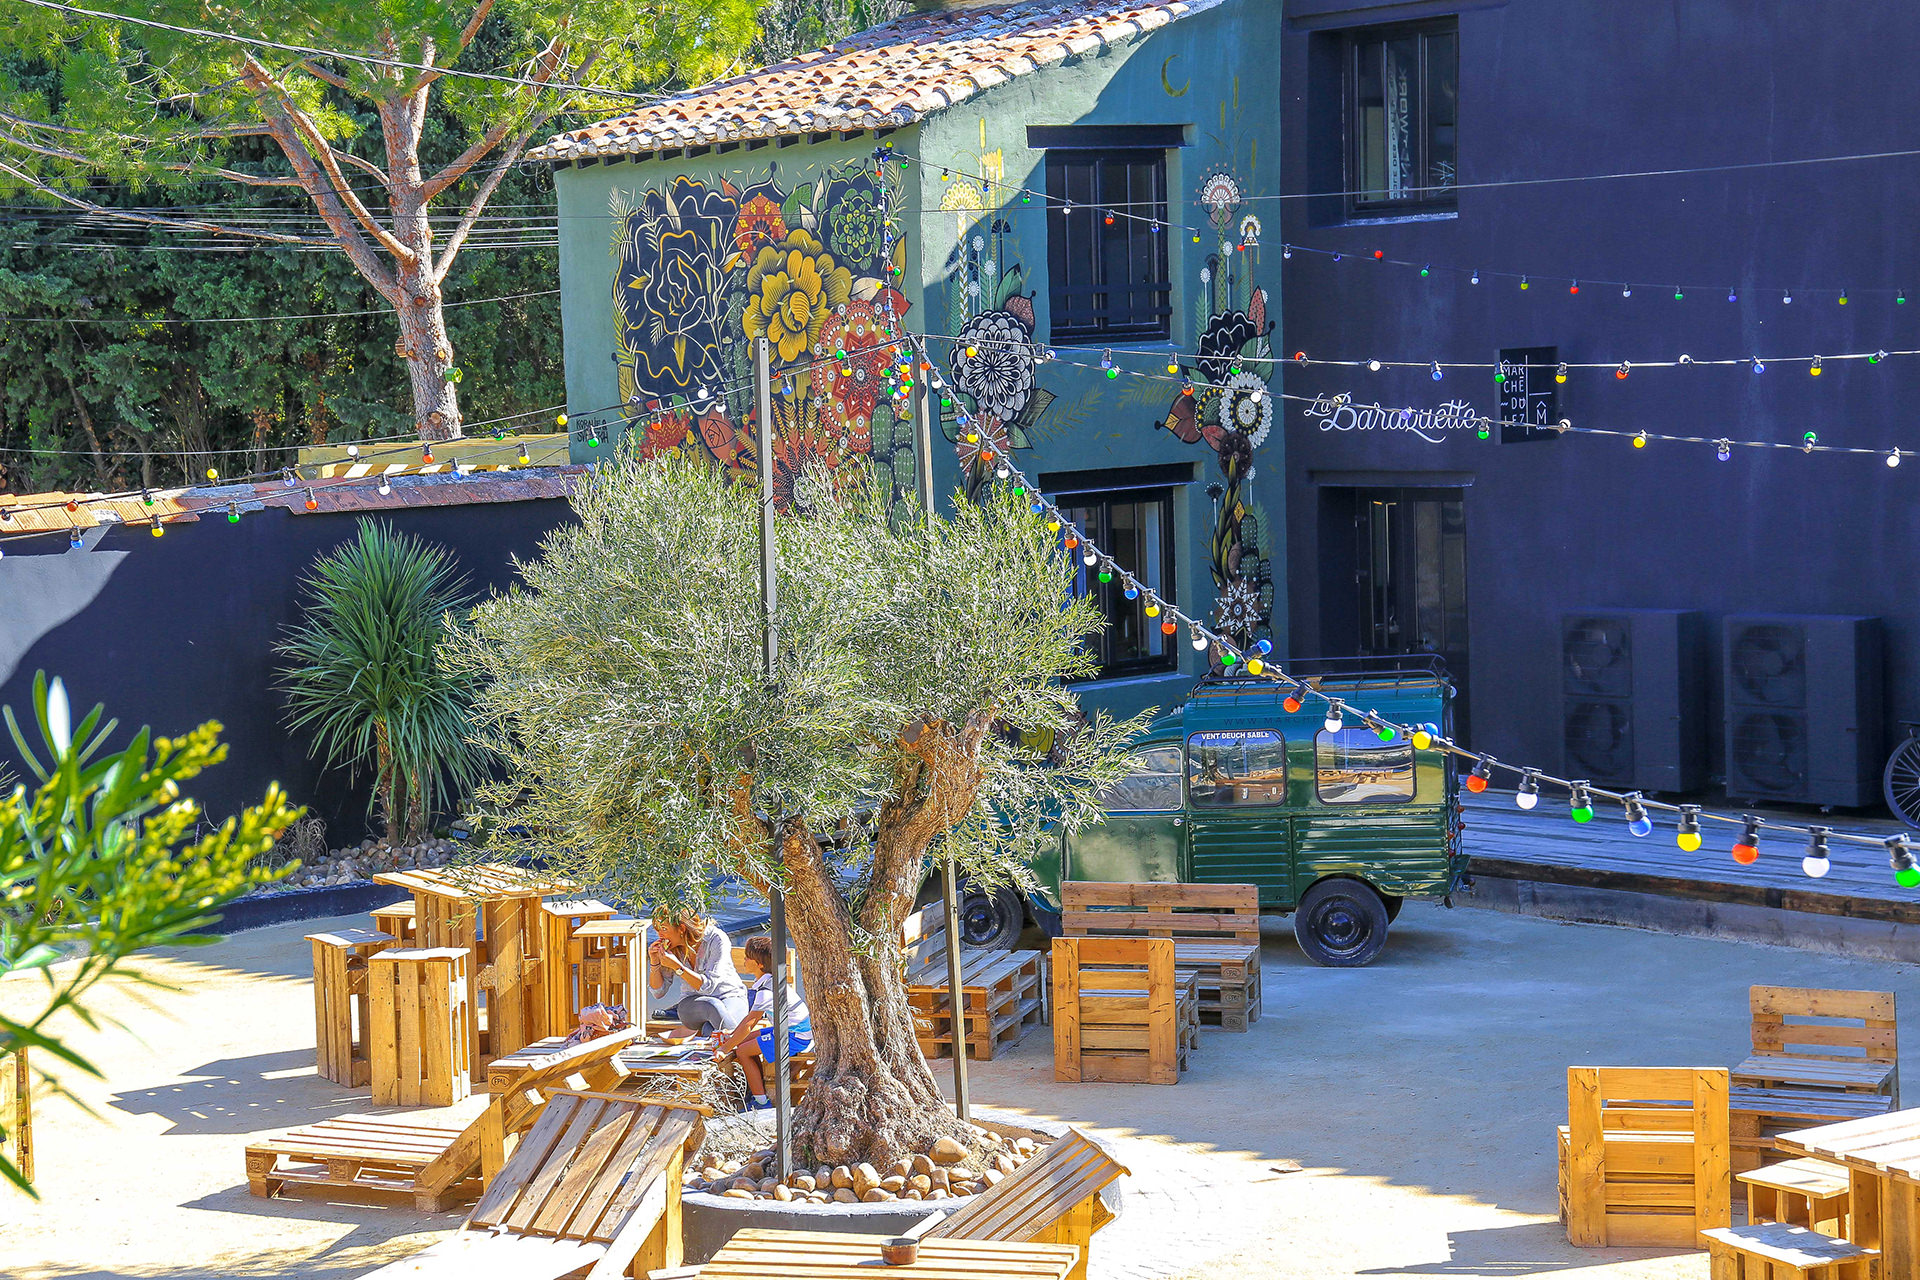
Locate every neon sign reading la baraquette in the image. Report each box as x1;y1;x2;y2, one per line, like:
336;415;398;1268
1302;394;1484;444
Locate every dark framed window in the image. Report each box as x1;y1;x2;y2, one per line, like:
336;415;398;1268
1057;485;1177;679
1044;149;1171;340
1187;730;1289;807
1100;744;1183;811
1346;20;1457;215
1314;726;1416;804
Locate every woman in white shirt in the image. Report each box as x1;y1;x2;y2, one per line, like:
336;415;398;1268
646;909;748;1037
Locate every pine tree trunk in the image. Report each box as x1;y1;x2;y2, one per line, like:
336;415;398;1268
777;827;974;1170
392;256;462;442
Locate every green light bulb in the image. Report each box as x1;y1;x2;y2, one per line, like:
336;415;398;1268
1572;804;1594;823
1900;867;1920;889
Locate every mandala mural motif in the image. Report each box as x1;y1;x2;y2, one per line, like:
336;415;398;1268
1151;168;1278;650
610;158;914;512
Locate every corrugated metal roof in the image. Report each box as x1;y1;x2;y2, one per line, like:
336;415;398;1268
528;0;1224;162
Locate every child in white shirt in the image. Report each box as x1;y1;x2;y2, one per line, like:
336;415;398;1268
714;934;812;1110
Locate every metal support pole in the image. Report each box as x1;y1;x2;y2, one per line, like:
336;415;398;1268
754;336;793;1177
911;340;971;1121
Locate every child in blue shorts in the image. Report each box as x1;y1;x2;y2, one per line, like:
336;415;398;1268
715;935;812;1110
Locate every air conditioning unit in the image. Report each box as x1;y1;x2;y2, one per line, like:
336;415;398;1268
1723;615;1883;807
1561;610;1707;792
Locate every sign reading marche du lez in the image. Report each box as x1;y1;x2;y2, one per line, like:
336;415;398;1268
1300;345;1562;445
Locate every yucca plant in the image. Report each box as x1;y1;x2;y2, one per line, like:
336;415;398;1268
278;521;487;845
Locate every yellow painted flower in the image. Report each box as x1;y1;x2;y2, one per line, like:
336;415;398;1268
743;230;853;364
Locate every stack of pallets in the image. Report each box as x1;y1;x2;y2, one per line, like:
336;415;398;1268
1061;882;1262;1031
900;902;1046;1061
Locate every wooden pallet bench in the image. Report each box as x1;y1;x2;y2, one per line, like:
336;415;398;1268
248;1027;643;1210
912;1125;1130;1280
1732;986;1899;1174
1061;882;1261;1031
901;902;1046;1062
1052;937;1199;1085
1731;1086;1894;1174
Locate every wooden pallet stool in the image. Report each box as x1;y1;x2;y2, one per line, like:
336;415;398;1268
1061;882;1262;1031
900;902;1046;1062
368;947;473;1107
371;900;417;945
247;1027;645;1210
911;1125;1129;1280
1051;937;1198;1086
1739;1157;1852;1235
535;899;618;1040
1701;1223;1877;1279
1733;986;1899;1173
308;927;396;1088
572;919;651;1023
1;1047;29;1186
1562;1066;1732;1248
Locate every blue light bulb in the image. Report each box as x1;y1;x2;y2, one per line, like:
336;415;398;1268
1629;815;1654;837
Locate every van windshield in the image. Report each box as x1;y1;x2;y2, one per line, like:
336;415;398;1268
1185;730;1288;806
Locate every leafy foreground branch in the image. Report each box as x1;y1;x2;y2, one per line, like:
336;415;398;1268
451;451;1146;1167
0;673;301;1196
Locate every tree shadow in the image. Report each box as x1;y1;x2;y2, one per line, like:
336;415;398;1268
1356;1222;1689;1274
107;1049;367;1135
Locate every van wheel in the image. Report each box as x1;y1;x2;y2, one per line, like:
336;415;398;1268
1382;894;1404;923
960;886;1024;951
1293;879;1391;967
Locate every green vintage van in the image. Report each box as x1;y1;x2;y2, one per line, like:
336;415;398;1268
1022;659;1465;967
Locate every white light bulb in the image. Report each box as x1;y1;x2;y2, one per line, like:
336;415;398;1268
1190;632;1208;652
1803;854;1831;879
1515;790;1539;810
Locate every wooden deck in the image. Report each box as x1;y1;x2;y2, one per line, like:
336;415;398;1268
1462;793;1920;924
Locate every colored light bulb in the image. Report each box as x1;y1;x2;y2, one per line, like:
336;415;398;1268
1144;602;1159;617
1803;827;1831;878
1247;658;1264;675
1717;439;1732;461
1283;694;1303;714
1569;281;1579;294
1323;700;1344;733
1673;287;1684;301
150;517;163;537
1677;805;1703;852
1161;619;1177;635
1190;628;1208;652
1622;284;1633;297
1465;760;1490;793
1891;836;1918;886
1555;363;1568;383
226;503;240;524
1411;726;1432;749
1519;276;1529;290
1624;794;1652;837
1421;265;1430;277
1123;584;1139;599
1616;362;1630;380
304;489;318;511
1515;770;1540;810
1569;783;1594;823
1731;816;1761;865
1752;358;1765;374
1810;358;1823;376
1431;362;1443;381
1375;721;1396;742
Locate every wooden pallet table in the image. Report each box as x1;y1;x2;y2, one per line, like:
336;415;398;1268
307;927;395;1088
1732;1086;1894;1175
701;1228;1079;1279
1701;1223;1877;1279
900;901;1046;1062
368;947;472;1107
373;863;577;1080
1061;882;1262;1031
1777;1107;1920;1279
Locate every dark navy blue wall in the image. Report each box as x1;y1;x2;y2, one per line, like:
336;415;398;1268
0;502;574;843
1279;0;1920;797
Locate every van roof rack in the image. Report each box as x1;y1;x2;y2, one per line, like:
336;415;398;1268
1193;653;1453;694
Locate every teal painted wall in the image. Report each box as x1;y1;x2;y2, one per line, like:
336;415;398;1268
549;0;1283;725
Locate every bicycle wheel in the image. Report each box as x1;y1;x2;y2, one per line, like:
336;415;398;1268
1885;735;1920;828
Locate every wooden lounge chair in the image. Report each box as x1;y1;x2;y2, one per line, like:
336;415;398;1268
1731;986;1898;1172
357;1091;705;1280
908;1126;1129;1280
1051;936;1198;1085
1560;1066;1731;1248
247;1028;644;1210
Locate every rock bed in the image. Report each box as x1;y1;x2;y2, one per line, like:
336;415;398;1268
257;837;460;892
689;1130;1044;1204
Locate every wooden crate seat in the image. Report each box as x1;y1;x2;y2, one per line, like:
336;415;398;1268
1732;986;1899;1174
1701;1223;1877;1279
355;1092;707;1280
1051;937;1199;1086
1061;882;1261;1031
913;1126;1129;1280
1;1048;30;1187
367;948;473;1108
571;919;651;1026
370;900;416;945
1561;1066;1732;1249
248;1027;644;1210
537;899;618;1041
1738;1157;1852;1236
900;902;1046;1062
307;928;395;1089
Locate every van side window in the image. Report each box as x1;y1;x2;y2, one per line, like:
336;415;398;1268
1100;744;1183;811
1315;727;1416;803
1186;730;1288;807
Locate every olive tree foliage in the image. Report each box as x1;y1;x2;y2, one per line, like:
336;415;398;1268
449;450;1146;1166
0;0;758;440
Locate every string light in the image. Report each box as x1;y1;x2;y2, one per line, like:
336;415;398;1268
1889;835;1919;888
1322;700;1345;733
1465;759;1491;794
1623;793;1653;837
1803;827;1832;879
1676;805;1703;852
1515;769;1541;810
304;489;318;511
1730;816;1761;865
1568;782;1595;823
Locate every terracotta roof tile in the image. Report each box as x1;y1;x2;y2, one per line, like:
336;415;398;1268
528;0;1224;161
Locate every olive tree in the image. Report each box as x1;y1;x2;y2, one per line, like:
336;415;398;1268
451;450;1143;1167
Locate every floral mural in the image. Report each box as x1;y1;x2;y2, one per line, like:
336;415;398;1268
1154;167;1278;651
609;156;920;517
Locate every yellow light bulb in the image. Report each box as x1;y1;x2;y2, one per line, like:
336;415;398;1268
1677;832;1703;852
1411;730;1432;749
1144;603;1160;617
1246;658;1264;675
557;412;569;426
1047;520;1060;533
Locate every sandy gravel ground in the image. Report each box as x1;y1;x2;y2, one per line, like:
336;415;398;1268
3;900;1916;1279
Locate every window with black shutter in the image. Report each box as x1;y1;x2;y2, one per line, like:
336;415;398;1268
1043;149;1171;341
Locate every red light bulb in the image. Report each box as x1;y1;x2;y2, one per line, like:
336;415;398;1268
1465;760;1491;793
1160;620;1177;636
1283;696;1302;713
1731;818;1761;865
1373;249;1384;259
